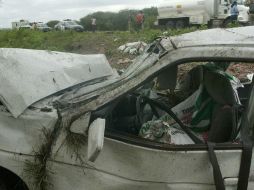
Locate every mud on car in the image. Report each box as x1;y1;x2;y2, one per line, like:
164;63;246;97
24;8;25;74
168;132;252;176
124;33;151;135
1;26;254;190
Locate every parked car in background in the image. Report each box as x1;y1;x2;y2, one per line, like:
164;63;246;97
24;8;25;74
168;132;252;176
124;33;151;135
1;26;254;190
54;20;84;32
35;22;51;32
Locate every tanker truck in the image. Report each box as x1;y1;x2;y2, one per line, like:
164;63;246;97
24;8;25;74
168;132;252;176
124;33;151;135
157;0;249;28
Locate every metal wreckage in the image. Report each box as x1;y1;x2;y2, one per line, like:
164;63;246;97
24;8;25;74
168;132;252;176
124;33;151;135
1;26;254;190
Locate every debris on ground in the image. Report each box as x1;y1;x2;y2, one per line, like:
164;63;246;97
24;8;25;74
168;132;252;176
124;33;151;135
227;63;254;82
177;63;254;83
162;31;169;36
118;41;147;55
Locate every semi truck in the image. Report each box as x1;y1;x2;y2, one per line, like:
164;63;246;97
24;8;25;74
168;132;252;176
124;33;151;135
157;0;249;28
12;20;31;30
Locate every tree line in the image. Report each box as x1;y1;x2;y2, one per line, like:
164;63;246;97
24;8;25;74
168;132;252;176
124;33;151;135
47;7;158;31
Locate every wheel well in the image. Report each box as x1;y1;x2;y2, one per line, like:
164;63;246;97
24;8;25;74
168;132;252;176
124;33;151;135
223;16;232;23
0;166;29;190
158;17;189;26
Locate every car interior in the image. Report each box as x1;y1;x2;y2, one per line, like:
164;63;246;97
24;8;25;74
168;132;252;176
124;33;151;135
93;61;253;147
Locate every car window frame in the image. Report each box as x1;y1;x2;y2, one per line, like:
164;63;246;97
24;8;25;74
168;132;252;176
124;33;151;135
62;45;254;117
59;44;254;152
89;46;254;151
105;60;254;151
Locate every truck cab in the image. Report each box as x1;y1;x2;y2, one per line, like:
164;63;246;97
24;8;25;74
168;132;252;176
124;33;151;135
157;0;249;28
11;20;31;30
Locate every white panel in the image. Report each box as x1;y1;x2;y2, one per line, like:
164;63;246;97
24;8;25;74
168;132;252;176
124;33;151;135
0;49;113;117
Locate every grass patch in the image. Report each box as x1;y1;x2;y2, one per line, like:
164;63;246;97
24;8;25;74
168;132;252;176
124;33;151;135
0;26;210;69
65;130;87;158
0;28;206;52
23;128;53;190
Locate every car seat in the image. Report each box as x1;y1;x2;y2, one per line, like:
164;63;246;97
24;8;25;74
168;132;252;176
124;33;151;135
203;69;239;143
179;65;204;96
180;64;239;143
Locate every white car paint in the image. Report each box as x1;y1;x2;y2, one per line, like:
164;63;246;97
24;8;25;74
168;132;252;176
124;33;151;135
0;49;114;117
1;27;254;190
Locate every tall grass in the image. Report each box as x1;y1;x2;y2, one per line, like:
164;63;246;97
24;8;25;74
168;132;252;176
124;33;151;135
0;27;208;52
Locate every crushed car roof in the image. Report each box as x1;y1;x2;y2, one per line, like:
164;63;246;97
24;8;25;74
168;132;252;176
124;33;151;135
0;48;114;118
168;26;254;49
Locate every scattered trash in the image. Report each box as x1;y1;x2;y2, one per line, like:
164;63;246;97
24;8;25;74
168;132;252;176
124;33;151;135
118;41;147;55
129;48;137;55
139;115;195;145
123;46;131;54
117;69;125;75
139;87;207;145
162;31;169;36
118;45;126;51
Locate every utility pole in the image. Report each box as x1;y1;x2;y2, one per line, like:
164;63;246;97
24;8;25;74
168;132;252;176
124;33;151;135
128;13;131;32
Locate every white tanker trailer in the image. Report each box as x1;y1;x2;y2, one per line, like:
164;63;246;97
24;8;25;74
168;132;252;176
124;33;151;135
157;0;249;28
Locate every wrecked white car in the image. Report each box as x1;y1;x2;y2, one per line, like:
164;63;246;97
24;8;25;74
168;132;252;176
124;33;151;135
1;27;254;190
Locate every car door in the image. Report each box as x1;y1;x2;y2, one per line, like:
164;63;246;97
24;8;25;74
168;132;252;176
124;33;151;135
49;107;249;190
241;80;254;190
48;40;254;190
218;0;231;18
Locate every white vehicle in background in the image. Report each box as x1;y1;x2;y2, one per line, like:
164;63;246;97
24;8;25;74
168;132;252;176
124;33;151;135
237;0;251;23
54;19;84;32
12;20;31;30
35;22;52;32
157;0;249;28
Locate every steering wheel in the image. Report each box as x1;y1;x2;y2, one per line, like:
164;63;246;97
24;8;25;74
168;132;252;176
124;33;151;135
137;95;203;144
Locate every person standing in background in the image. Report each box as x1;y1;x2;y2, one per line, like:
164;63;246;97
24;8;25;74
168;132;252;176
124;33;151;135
230;1;239;23
31;22;37;30
91;18;96;32
128;13;131;32
136;11;145;31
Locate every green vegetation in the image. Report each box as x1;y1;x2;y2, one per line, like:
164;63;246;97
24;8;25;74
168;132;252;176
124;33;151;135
24;128;54;190
79;7;158;31
45;7;158;32
0;26;208;68
46;20;59;28
0;27;206;50
227;22;242;28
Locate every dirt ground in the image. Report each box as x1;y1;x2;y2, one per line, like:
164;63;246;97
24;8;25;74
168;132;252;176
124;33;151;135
228;63;254;80
70;37;136;70
177;62;254;81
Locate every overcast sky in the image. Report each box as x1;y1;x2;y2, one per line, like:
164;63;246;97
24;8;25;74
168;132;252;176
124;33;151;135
0;0;163;28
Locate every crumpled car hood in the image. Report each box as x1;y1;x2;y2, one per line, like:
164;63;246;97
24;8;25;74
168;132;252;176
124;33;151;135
0;48;114;118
